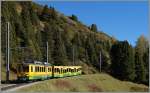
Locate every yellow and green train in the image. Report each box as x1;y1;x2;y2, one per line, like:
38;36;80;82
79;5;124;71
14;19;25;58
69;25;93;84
17;62;82;81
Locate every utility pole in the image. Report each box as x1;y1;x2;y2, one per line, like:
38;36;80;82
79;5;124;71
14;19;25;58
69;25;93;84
6;22;10;82
99;51;101;73
72;45;74;65
46;42;48;63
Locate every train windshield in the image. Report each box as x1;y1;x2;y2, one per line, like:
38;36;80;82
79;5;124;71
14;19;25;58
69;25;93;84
18;64;29;72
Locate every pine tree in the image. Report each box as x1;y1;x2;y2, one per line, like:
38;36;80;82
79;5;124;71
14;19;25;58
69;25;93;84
134;35;148;83
85;34;98;68
143;48;149;85
40;5;50;21
70;14;78;22
111;41;136;81
90;24;98;32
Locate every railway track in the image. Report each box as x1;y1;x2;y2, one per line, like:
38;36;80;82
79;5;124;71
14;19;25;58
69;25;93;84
1;81;40;92
1;83;26;91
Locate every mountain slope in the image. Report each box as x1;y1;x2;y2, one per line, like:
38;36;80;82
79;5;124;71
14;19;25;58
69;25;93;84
1;1;116;74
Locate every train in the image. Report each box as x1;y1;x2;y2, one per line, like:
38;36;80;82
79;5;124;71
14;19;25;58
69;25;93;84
17;61;82;81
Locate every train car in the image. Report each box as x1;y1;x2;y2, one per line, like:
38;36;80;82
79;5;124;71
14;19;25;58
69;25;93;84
53;66;82;78
17;61;52;81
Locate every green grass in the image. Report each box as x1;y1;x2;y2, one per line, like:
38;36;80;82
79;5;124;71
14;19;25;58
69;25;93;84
17;73;148;92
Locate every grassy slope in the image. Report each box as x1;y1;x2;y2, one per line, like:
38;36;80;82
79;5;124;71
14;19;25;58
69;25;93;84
17;73;148;92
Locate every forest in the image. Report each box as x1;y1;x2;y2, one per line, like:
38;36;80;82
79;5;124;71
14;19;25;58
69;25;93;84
1;1;149;85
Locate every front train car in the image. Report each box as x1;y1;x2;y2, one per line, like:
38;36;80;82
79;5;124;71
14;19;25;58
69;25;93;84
17;61;52;81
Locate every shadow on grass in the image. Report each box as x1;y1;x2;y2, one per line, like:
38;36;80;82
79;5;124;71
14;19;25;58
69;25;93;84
130;86;149;92
1;80;28;84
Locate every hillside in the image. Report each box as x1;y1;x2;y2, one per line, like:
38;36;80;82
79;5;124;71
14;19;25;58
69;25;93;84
16;74;148;92
1;1;115;74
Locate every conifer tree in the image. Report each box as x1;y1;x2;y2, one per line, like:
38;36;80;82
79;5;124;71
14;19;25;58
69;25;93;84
134;35;148;83
111;41;136;81
70;14;78;22
90;24;98;32
40;5;50;21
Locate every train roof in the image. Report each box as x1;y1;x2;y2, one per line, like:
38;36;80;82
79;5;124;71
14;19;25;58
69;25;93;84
17;60;82;67
17;60;52;66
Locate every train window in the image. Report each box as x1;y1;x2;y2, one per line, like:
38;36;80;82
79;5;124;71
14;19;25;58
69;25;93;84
31;66;33;72
36;67;37;72
50;68;51;72
54;68;56;73
57;68;59;73
58;69;60;74
22;65;29;72
36;67;38;72
40;67;42;72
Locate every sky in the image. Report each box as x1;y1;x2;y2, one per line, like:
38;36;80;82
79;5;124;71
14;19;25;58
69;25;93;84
35;1;148;46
